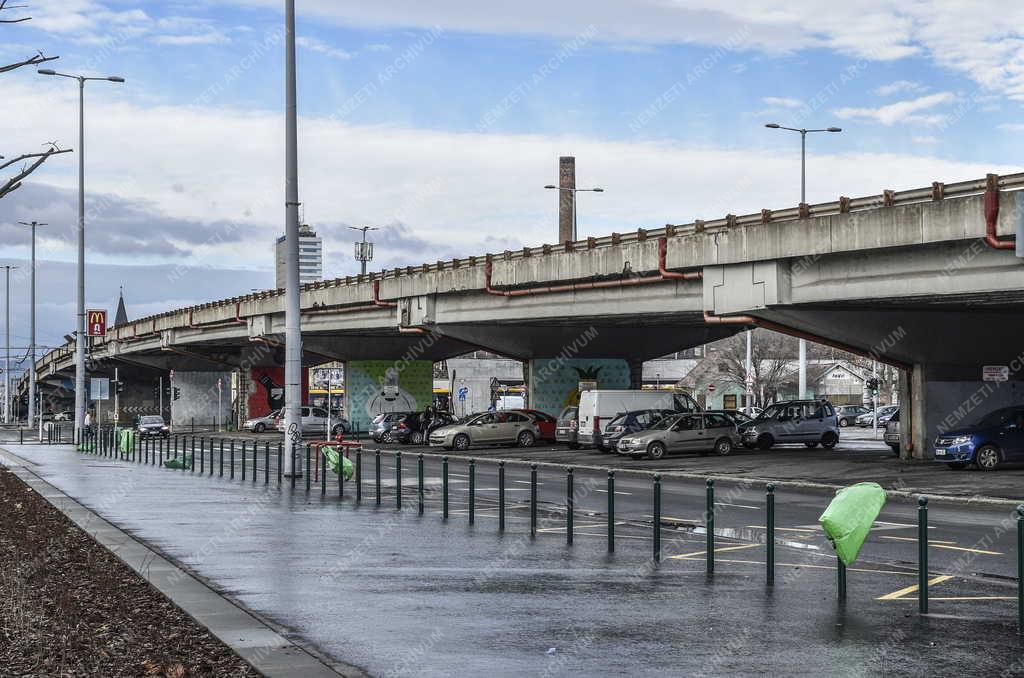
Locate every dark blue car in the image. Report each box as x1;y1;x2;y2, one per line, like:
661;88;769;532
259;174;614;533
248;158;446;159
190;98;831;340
934;406;1024;470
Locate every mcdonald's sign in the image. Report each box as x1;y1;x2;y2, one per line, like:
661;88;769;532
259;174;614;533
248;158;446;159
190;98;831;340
87;309;107;336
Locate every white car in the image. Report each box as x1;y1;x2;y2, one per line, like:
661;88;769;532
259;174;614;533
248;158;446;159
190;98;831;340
274;406;349;436
243;409;281;433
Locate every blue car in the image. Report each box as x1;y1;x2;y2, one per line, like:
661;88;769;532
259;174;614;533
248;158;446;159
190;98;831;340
934;406;1024;470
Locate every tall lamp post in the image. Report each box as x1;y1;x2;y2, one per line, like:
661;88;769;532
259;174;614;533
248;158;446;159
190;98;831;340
16;222;44;427
2;265;16;424
38;68;124;443
764;123;842;399
544;185;604;241
349;225;379;275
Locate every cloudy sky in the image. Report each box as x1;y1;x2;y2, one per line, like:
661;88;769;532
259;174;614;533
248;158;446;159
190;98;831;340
2;0;1024;352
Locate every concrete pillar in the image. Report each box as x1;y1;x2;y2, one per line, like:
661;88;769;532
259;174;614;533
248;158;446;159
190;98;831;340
344;359;434;434
558;156;575;243
628;359;644;390
526;357;631;416
169;371;233;429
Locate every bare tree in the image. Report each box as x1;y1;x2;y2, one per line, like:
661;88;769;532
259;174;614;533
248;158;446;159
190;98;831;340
1;1;67;200
708;329;800;408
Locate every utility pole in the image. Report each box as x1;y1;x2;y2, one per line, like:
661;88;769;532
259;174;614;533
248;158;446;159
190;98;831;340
745;330;754;410
2;265;18;424
17;223;44;427
349;225;379;276
158;375;163;420
282;0;302;475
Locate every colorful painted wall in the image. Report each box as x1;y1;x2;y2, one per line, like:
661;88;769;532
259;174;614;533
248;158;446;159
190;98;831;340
247;367;310;419
527;358;631;416
345;360;434;432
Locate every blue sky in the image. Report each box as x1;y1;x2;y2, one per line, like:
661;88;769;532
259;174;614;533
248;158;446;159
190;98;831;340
2;0;1024;347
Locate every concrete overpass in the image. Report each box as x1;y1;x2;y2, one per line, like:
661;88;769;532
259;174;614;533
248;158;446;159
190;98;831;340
26;172;1024;454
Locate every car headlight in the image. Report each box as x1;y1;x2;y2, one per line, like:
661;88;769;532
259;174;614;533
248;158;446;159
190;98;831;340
950;435;971;445
746;427;758;435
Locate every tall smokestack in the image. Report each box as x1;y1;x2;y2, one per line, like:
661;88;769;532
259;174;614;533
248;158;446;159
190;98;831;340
558;156;575;243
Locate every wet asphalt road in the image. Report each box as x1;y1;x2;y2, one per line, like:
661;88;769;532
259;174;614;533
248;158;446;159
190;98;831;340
4;443;1024;677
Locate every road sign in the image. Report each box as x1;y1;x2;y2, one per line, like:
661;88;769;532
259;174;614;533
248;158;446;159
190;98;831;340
707;383;716;393
983;365;1009;382
86;309;107;336
90;377;110;401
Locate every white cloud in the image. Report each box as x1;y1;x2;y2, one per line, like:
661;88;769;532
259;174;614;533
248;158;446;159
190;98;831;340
911;135;939;144
761;96;802;109
998;123;1024;132
873;80;927;96
296;36;353;60
834;92;956;126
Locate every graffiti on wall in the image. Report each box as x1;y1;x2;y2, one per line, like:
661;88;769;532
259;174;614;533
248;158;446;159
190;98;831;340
345;360;433;432
527;358;631;416
247;367;309;418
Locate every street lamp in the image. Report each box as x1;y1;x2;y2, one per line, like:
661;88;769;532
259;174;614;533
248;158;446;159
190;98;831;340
16;221;45;428
349;225;379;275
544;184;604;241
2;265;17;424
38;68;124;443
765;122;841;399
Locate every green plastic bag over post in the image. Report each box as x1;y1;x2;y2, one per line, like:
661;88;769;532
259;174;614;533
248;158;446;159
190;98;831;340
818;482;887;566
117;428;135;454
322;447;354;480
163;454;192;470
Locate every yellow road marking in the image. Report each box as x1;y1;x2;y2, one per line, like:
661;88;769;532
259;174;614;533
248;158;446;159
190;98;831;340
745;525;817;533
877;575;953;600
896;596;1017;601
537;522;625;533
706;558;917;577
668;544;760;560
880;536;956;545
932;544;1002;556
645;515;699;523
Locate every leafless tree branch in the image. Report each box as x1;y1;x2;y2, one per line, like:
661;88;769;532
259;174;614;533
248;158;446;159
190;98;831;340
0;0;30;23
0;50;57;73
0;146;73;201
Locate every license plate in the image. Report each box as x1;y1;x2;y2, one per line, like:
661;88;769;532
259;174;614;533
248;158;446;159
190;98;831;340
935;449;946;456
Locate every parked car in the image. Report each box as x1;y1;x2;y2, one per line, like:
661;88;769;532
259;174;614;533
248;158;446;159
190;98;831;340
577;390;701;447
617;412;741;459
740;406;763;418
243;409;281;433
836;405;870;427
274;406;340;436
53;410;74;421
856;405;898;427
370;412;409;443
709;409;754;426
884;409;901;457
514;409;557;441
429;411;540;451
933;406;1024;471
390;412;428;444
599;409;676;452
556;406;580;449
739;400;840;450
136;415;170;438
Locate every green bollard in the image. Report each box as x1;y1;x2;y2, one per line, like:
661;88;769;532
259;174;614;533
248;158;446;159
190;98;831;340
290;443;297;490
252;441;257;483
190;438;195;473
417;454;425;515
395;452;402;509
499;461;506;533
322;446;327;496
919;496;928;614
264;443;269;484
528;463;536;537
375;451;381;506
468;459;476;525
230;440;235;479
1017;505;1024;636
608;471;615;553
338;447;344;498
277;442;283;485
566;467;574;546
706;479;715;575
766;484;775;586
443;456;449;521
653;474;662;562
200;438;205;474
305;444;311;492
838;559;847;601
219;440;224;476
356;449;362;503
241;441;246;481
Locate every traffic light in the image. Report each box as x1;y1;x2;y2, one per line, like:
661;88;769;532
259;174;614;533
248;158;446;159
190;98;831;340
172;387;181;401
866;378;880;397
115;380;125;394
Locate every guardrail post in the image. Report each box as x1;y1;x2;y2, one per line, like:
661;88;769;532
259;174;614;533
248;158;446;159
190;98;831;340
264;442;269;484
417;454;425;515
443;456;449;521
321;446;327;496
1018;505;1024;636
918;496;929;614
230;440;235;479
499;461;507;533
241;441;246;481
528;463;536;537
290;443;297;490
200;438;205;474
468;459;476;525
395;452;402;509
607;471;615;553
706;479;715;575
356;449;362;503
190;438;195;473
566;467;574;546
305;444;311;492
653;474;662;562
375;450;381;505
766;484;775;586
277;442;282;485
338;446;344;498
219;440;224;476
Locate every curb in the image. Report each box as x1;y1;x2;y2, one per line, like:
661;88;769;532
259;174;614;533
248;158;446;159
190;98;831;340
0;449;368;678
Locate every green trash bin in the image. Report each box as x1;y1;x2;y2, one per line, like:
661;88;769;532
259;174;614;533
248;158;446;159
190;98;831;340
322;447;354;480
818;482;887;566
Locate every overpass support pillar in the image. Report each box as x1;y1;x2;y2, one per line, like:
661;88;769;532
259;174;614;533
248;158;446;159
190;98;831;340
628;359;644;390
344;359;435;435
526;357;633;416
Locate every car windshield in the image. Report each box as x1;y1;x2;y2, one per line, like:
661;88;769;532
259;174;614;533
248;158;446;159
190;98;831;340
757;404;785;420
139;416;163;425
972;408;1021;429
557;407;578;424
607;414;628;428
650;415;682;431
726;411;753;424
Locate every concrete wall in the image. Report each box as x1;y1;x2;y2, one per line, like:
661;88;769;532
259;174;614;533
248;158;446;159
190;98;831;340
446;358;524;416
170;371;233;428
345;360;433;433
527;358;631;416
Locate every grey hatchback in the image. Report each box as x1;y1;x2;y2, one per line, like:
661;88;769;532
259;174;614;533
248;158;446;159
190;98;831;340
616;412;741;459
739;399;840;450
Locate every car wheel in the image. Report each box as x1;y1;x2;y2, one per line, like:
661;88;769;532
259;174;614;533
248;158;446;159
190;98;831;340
453;434;470;451
647;442;666;460
821;432;839;449
713;438;733;456
889;444;900;457
948;462;967;470
380;431;393;444
517;430;536;448
804;442;819;449
254;423;265;433
567;442;580;450
839;418;849;427
975;445;1001;471
331;424;346;437
410;431;424;445
756;434;774;451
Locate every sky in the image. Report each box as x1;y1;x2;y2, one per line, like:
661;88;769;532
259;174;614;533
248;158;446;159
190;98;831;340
2;0;1024;353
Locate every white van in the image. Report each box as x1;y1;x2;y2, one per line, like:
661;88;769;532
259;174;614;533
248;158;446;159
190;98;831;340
577;390;701;447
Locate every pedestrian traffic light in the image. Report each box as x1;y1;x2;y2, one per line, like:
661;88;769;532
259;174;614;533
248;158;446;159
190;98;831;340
172;387;181;401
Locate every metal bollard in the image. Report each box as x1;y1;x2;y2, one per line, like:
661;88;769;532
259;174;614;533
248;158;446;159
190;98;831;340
305;444;311;492
443;456;449;521
277;442;283;485
608;471;615;553
290;443;297;490
654;474;662;562
766;484;775;586
528;463;537;537
356;450;362;502
241;441;246;481
566;467;574;545
1017;505;1024;636
253;442;258;483
468;459;476;525
417;454;425;515
200;438;205;474
322;447;327;496
230;440;235;479
395;452;402;509
838;559;847;601
706;479;715;575
190;438;195;472
919;496;928;614
375;451;381;505
264;443;269;484
338;447;344;499
499;461;506;533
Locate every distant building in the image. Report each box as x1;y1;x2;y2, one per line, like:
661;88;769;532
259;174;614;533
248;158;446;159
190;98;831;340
275;223;323;288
